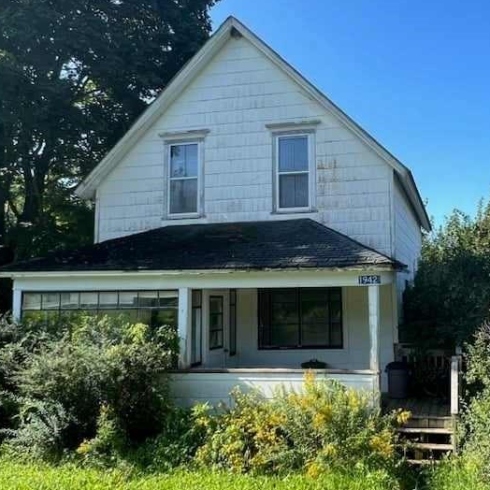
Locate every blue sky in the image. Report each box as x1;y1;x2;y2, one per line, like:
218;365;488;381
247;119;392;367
211;1;490;227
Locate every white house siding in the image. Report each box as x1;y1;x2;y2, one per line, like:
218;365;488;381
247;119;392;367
96;35;393;256
226;286;393;392
393;176;423;319
170;371;377;407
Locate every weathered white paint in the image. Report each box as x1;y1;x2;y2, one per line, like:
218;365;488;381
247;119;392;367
368;285;381;379
169;370;377;407
96;34;395;255
393;175;424;318
178;288;192;368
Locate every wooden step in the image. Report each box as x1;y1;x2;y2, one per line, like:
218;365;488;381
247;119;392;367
409;442;453;451
397;427;453;435
406;459;436;466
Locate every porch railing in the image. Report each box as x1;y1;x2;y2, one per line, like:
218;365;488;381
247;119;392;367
450;355;462;416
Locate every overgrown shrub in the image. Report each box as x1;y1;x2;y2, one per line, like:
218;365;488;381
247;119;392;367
450;321;490;481
0;315;179;459
195;373;408;476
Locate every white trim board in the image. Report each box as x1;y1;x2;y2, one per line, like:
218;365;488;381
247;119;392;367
74;16;430;232
11;269;396;292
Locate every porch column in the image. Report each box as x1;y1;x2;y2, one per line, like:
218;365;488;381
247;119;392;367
12;287;22;322
368;285;381;376
178;288;192;369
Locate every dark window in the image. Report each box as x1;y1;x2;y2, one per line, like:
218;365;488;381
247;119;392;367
229;289;237;356
258;288;342;349
209;296;224;350
191;290;203;366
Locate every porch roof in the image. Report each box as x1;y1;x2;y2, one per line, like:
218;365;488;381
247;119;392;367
0;219;404;274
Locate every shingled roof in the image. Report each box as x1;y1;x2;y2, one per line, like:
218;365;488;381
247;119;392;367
0;219;404;274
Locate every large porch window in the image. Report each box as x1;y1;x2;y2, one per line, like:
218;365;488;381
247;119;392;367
258;288;343;349
21;290;178;329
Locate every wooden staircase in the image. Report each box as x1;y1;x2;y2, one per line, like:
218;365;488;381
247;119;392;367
397;413;456;465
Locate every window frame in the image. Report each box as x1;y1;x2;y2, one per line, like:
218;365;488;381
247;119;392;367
274;132;315;213
21;290;179;329
166;140;203;219
257;287;344;350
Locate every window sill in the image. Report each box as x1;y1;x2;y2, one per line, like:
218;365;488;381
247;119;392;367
164;213;205;221
271;208;318;215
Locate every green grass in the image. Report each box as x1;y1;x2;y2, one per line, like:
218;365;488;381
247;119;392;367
0;461;400;490
428;457;490;490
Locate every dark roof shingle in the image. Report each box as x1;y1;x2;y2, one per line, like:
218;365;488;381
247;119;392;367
0;219;404;273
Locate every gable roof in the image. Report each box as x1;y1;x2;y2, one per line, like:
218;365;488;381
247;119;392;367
75;16;431;232
0;219;404;274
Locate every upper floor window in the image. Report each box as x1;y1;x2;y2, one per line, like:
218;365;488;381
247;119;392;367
168;142;200;216
275;134;313;211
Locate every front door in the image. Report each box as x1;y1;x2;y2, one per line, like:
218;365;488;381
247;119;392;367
206;289;229;367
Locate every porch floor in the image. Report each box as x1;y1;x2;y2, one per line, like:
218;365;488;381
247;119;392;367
382;396;450;418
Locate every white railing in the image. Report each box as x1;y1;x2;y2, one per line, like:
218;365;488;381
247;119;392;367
450;355;462;415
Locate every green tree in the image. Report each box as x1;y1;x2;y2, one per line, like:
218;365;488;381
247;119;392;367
0;0;218;260
403;200;490;347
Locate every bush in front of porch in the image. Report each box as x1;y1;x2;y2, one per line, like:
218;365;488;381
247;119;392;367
194;372;410;482
0;314;179;460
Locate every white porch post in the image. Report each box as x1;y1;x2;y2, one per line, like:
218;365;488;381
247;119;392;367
178;288;192;369
12;287;22;322
368;285;381;389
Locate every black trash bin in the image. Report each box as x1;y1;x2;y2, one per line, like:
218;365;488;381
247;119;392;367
385;362;410;399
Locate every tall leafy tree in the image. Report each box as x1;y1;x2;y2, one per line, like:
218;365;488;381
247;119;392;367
0;0;218;259
403;199;490;348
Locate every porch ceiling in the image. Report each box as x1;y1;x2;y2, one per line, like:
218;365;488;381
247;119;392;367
0;219;404;274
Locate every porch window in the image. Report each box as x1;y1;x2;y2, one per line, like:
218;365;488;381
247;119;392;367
209;295;224;350
21;290;178;329
275;134;312;211
258;288;342;349
168;142;199;216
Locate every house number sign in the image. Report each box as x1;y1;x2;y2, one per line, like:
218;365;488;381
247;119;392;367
358;275;381;285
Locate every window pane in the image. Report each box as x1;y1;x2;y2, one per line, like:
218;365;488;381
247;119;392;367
60;292;79;310
210;296;223;314
278;136;308;172
271;324;298;346
99;292;118;309
330;323;343;348
302;323;328;346
23;293;42;310
170;144;198;178
210;330;223;350
279;174;308;208
118;292;137;308
157;297;178;309
137;291;159;308
80;292;99;309
170;179;197;214
153;309;178;328
42;293;60;311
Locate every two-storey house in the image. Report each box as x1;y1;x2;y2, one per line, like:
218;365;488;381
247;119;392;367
0;17;430;405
